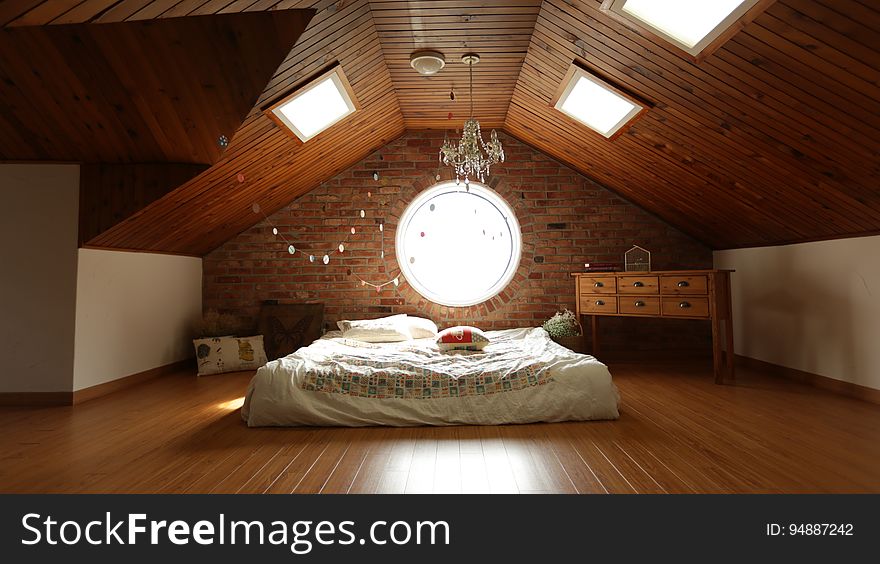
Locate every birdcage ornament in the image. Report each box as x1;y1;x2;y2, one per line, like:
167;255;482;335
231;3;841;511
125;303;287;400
625;245;651;272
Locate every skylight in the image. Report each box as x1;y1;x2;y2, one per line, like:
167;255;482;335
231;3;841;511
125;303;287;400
265;66;357;142
602;0;764;60
553;66;646;139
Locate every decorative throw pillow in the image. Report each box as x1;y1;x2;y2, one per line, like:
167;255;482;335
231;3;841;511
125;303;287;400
407;316;439;339
436;326;490;352
336;314;412;343
193;335;268;376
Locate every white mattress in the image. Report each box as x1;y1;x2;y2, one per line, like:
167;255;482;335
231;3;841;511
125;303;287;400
241;327;619;427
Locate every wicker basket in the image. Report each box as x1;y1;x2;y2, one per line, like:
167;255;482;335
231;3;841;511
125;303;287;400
551;334;590;354
549;318;589;353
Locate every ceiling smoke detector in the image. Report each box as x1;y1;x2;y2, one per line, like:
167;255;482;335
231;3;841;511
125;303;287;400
409;50;446;75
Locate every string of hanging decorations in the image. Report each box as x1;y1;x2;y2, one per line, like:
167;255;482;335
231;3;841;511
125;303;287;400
245;175;401;292
251;201;359;265
354;216;401;292
348;217;401;292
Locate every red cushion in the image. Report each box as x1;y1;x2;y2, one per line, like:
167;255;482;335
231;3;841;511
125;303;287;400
436;326;489;351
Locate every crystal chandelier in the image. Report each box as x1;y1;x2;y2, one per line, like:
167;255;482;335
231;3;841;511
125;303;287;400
440;54;504;186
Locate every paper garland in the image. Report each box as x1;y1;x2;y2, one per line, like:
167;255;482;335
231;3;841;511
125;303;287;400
250;192;401;293
252;202;355;264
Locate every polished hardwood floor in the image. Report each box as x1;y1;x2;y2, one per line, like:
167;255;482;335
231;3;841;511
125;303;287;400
1;360;878;494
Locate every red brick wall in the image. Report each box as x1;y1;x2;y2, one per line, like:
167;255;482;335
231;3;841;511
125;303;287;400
204;131;713;352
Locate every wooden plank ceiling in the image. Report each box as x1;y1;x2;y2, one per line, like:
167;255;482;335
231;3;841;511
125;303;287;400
0;10;312;164
505;0;880;248
2;0;407;255
370;0;542;129
2;0;879;253
88;1;405;255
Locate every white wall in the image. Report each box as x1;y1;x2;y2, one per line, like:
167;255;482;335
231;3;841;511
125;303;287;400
73;249;202;391
715;235;880;391
0;164;80;392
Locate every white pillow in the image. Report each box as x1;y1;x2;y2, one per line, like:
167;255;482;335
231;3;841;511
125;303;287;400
407;316;439;339
336;314;412;343
193;335;268;376
336;313;406;332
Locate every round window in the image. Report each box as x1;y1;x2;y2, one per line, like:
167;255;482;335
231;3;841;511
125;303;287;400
396;181;521;307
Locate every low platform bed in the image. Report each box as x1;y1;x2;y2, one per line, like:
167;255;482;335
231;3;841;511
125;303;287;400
242;327;619;427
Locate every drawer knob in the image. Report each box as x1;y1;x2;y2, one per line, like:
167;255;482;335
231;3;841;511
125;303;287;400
679;301;691;308
632;281;644;287
595;300;605;306
594;281;604;288
677;281;690;287
634;300;645;307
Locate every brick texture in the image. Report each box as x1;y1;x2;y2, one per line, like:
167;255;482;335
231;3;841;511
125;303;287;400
204;131;713;352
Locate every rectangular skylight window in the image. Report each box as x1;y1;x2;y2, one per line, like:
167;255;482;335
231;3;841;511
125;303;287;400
553;66;647;139
265;66;357;142
601;0;767;61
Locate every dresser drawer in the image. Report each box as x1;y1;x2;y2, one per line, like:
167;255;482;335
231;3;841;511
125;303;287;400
581;295;618;314
660;275;708;295
618;275;659;294
662;297;709;318
579;276;617;294
619;296;660;315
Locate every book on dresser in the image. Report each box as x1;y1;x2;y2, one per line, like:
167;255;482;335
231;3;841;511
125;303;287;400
571;269;735;384
583;262;622;272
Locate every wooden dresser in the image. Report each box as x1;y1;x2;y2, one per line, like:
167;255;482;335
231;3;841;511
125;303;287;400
572;270;735;383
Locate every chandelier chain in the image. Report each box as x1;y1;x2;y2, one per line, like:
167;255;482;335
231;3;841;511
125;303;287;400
439;54;505;186
469;57;474;119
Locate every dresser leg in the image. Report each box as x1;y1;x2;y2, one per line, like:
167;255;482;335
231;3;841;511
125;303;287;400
725;321;736;384
712;314;724;384
724;312;735;382
591;315;600;357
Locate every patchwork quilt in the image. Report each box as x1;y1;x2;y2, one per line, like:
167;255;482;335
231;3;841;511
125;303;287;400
242;327;619;427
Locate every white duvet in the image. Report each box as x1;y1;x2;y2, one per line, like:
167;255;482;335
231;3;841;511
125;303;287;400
242;327;619;427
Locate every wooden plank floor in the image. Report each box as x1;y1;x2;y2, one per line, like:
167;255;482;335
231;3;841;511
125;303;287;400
1;360;878;493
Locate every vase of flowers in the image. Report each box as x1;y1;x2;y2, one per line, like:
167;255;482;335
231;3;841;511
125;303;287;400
542;309;586;353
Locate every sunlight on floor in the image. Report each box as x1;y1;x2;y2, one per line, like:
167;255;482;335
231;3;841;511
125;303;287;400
217;397;245;411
